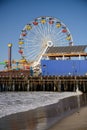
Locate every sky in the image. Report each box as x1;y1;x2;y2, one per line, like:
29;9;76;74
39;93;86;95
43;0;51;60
0;0;87;69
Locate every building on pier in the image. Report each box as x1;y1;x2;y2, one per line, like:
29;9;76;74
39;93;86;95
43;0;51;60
41;45;87;76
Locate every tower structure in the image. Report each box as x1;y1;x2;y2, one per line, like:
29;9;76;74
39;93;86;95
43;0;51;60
8;43;12;69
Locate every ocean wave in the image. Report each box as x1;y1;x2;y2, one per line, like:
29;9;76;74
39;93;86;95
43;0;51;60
0;92;80;118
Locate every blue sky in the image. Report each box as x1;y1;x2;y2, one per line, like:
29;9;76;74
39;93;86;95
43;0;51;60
0;0;87;69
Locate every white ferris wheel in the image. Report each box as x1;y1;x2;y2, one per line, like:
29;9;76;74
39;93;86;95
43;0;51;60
18;16;73;67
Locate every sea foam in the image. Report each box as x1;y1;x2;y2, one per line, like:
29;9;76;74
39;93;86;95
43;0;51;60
0;92;80;118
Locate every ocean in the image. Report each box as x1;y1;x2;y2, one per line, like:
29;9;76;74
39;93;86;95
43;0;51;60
0;92;87;130
0;92;79;119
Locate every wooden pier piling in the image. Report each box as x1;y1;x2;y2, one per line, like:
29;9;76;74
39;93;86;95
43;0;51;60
0;70;87;92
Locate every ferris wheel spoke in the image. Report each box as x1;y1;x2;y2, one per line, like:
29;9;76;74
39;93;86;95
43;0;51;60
55;34;66;42
54;39;68;46
51;32;66;43
24;44;39;48
53;37;66;44
54;29;64;37
38;23;46;36
26;48;38;55
24;48;39;53
25;47;41;54
26;51;40;60
50;25;57;35
25;44;40;48
53;36;67;44
52;26;62;36
50;23;54;31
33;24;45;39
27;29;37;37
27;46;43;56
27;31;39;41
26;35;42;43
49;24;53;35
46;22;49;36
36;23;43;33
41;23;48;37
25;51;37;59
25;52;38;59
24;38;39;43
42;24;47;37
57;33;66;39
25;37;42;44
54;41;66;46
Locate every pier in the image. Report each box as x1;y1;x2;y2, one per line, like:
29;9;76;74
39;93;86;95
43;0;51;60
0;70;87;92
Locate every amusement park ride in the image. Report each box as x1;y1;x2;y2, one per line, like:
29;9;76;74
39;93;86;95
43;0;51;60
0;16;73;72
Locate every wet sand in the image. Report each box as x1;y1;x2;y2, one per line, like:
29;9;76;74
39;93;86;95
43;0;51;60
48;107;87;130
0;96;79;130
0;94;87;130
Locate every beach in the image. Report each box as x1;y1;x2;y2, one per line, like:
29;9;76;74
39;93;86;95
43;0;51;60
48;106;87;130
0;93;87;130
0;92;80;118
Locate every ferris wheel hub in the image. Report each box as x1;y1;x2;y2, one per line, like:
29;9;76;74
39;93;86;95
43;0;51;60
47;41;53;47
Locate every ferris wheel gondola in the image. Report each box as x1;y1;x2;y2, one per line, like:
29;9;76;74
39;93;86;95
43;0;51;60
18;16;73;67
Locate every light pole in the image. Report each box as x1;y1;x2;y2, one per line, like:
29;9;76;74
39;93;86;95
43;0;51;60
8;43;12;69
